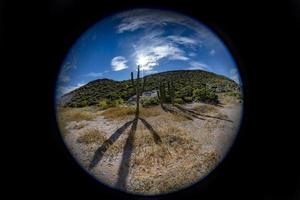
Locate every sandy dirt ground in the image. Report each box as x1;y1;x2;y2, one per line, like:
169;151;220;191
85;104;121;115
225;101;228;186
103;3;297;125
62;100;242;195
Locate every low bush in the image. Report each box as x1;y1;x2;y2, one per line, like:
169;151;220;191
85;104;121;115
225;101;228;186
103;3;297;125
98;99;109;109
193;88;218;104
183;96;193;103
174;98;184;104
77;128;107;144
141;96;160;107
112;98;124;107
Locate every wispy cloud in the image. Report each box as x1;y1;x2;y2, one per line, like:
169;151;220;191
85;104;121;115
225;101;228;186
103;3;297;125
188;61;209;70
144;70;158;75
132;30;194;71
167;35;198;46
115;9;210;37
84;72;103;77
59;75;70;82
209;49;215;55
59;50;78;83
58;82;85;96
115;9;221;74
111;56;128;71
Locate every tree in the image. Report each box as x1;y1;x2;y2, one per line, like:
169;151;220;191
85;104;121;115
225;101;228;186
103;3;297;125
193;88;218;104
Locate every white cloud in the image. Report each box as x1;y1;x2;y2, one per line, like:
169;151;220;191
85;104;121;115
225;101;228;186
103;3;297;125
188;61;209;70
111;56;128;71
209;49;215;55
84;72;103;77
115;9;220;73
167;35;198;46
58;82;85;95
115;9;209;36
145;70;158;75
132;30;192;71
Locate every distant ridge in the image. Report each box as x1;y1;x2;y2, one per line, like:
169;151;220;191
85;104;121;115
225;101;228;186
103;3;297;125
59;70;241;107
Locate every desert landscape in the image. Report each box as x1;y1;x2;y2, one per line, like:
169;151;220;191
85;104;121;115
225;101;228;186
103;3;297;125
57;69;243;195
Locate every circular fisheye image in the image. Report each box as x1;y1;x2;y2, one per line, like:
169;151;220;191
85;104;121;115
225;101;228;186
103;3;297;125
56;9;243;195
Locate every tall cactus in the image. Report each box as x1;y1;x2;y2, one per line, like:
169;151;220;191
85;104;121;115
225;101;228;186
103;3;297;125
168;80;175;105
157;77;166;106
130;65;141;119
135;65;140;118
142;77;147;94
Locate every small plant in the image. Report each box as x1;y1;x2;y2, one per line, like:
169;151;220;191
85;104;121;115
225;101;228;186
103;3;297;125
183;96;193;103
98;99;109;109
112;98;124;107
77;128;107;144
141;96;160;107
174;98;184;104
78;100;88;107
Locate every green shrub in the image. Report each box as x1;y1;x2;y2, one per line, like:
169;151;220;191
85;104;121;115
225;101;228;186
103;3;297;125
78;100;88;107
141;96;160;107
112;98;124;107
183;96;193;103
98;100;109;109
174;98;184;104
175;86;192;98
193;88;218;104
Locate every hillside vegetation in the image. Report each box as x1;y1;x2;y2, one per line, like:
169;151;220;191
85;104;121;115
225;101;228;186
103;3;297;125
59;70;241;107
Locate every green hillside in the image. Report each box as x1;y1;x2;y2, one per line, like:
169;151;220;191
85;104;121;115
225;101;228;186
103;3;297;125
59;70;241;107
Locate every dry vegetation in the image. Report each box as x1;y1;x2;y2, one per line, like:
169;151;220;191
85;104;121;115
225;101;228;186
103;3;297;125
193;104;217;114
57;107;97;136
58;99;241;195
124;122;219;194
102;106;136;120
77;128;107;144
102;106;161;120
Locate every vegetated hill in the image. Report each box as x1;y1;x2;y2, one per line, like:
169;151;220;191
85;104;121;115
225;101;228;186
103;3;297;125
59;70;241;107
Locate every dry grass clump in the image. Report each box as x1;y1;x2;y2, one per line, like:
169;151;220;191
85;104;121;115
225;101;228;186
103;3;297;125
57;107;96;136
102;106;136;120
77;128;107;144
140;106;161;118
193;104;217;114
58;107;96;122
102;106;161;120
106;137;127;158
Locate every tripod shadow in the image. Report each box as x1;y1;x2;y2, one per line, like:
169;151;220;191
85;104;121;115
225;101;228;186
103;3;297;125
115;117;138;189
175;104;233;122
139;117;162;144
161;104;194;120
89;120;134;169
115;117;162;189
88;115;162;190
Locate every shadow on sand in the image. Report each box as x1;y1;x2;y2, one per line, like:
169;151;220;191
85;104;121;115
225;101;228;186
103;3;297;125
89;116;162;190
161;104;194;120
174;104;233;122
89;120;134;169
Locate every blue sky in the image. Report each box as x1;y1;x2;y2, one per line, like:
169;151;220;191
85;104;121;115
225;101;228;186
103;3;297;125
57;9;241;97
